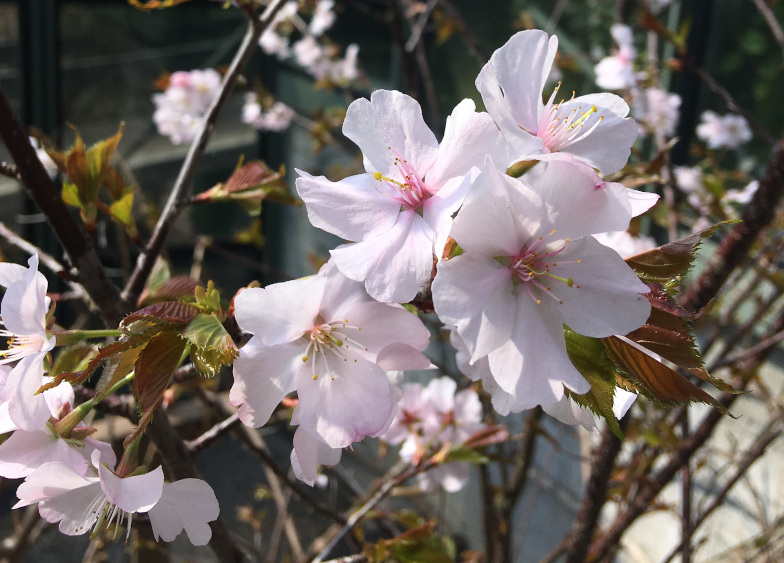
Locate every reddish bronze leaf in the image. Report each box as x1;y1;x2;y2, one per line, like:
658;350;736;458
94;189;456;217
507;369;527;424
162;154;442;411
131;331;187;439
121;301;200;330
603;336;730;414
625;221;734;285
138;276;201;306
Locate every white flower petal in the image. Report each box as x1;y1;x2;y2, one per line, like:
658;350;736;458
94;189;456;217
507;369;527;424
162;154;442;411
147;479;219;545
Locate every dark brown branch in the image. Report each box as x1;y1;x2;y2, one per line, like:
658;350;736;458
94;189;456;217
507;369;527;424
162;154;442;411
437;0;489;65
0;87;125;326
147;409;254;562
121;0;288;307
557;416;630;563
681;139;784;311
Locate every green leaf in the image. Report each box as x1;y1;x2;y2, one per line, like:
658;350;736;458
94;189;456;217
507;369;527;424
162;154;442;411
182;313;234;350
603;336;730;414
50;343;98;376
564;328;623;438
61;182;83;209
109;191;134;226
444;445;489;465
625;221;737;286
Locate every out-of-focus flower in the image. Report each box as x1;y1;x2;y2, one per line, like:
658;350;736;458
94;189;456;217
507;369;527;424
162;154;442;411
152;69;222;144
725;180;759;205
258;1;298;59
477;29;638;174
241;93;294;132
382;376;486;492
297;90;509;302
674;165;703;194
594;24;638;91
433;160;650;410
696;110;752;149
309;0;336;36
636;88;681;137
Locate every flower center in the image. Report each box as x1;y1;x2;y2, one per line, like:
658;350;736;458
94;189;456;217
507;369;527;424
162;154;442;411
507;230;581;305
301;317;367;381
0;325;46;364
536;82;604;153
372;147;430;211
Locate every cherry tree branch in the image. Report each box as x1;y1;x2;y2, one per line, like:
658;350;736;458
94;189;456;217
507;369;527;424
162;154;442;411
0;86;125;326
121;0;288;307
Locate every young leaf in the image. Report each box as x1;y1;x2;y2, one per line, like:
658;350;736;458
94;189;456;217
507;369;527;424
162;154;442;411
603;336;730;414
130;331;188;440
564;328;623;438
625;221;736;286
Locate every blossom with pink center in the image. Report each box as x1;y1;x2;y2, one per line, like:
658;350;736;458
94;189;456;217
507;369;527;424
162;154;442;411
15;450;163;539
476;29;637;175
433;159;650;409
296;90;509;302
231;261;431;452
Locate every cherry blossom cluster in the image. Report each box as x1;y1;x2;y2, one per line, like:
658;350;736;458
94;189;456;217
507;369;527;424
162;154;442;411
259;0;359;85
152;69;223;145
231;29;660;483
0;256;219;545
242;92;295;132
381;377;486;493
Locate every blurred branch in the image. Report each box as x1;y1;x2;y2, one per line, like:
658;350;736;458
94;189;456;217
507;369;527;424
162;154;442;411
405;0;438;52
121;0;288;307
0;87;125;326
0;161;20;181
751;0;784;58
437;0;489;65
662;419;783;563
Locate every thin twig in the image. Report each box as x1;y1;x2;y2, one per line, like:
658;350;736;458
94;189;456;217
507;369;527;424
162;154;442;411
662;420;783;563
0;221;80;290
680;410;692;563
121;0;288;307
185;412;241;453
405;0;438;52
751;0;784;58
437;0;489;65
712;329;784;369
313;462;412;563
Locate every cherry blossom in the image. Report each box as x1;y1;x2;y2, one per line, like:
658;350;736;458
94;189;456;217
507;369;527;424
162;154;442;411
382;376;486;492
476;29;638;174
147;479;220;545
241;93;294;132
451;331;637;429
309;0;336;37
594;230;657;260
230;261;431;451
296;90;509;302
594;24;638;91
696;110;752;149
15;450;164;539
635;87;681;137
0;254;71;431
0;391;114;479
258;1;299;59
152;69;222;145
433;159;651;410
